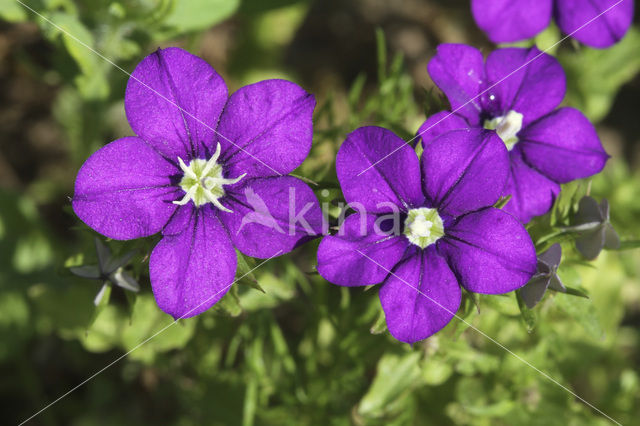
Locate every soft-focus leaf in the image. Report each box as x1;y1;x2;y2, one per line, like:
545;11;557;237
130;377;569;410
561;28;640;122
162;0;240;34
358;352;422;418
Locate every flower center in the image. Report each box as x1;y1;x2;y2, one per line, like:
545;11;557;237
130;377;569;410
484;109;523;151
404;207;444;249
173;143;246;212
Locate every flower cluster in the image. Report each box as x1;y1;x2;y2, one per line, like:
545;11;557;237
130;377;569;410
72;0;624;343
471;0;634;48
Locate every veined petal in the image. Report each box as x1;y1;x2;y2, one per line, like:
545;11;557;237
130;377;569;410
72;137;179;240
502;146;560;223
518;107;608;183
379;247;461;344
555;0;634;48
415;111;468;148
421;129;509;217
438;207;537;294
317;213;409;287
221;176;323;259
427;44;486;125
471;0;552;43
337;126;424;213
217;79;316;178
125;47;228;160
484;47;566;126
150;208;237;319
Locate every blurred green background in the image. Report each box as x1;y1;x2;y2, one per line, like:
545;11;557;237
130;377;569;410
1;0;639;424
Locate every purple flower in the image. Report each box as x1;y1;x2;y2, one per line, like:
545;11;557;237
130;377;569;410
418;44;609;223
316;126;537;343
72;47;323;318
472;0;634;49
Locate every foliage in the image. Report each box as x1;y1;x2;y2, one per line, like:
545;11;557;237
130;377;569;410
1;1;639;425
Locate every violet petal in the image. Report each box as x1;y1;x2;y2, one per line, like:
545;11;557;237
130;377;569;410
125;47;228;160
439;207;537;294
471;0;552;44
415;111;468;148
427;44;486;125
217;79;316;179
149;208;237;319
72;137;180;240
519;107;608;183
336;126;424;213
421;129;509;217
379;247;461;344
555;0;634;48
317;213;409;287
221;176;323;259
501;146;560;223
484;47;565;126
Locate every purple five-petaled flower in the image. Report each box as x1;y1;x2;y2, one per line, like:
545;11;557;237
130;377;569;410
419;44;609;223
72;47;323;318
316;126;537;344
472;0;634;48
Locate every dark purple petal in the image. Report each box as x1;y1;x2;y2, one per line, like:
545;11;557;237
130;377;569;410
575;226;606;260
150;208;236;318
439;207;537;294
221;176;323;259
471;0;552;43
555;0;634;48
217;79;315;179
502;146;560;223
317;213;409;287
72;137;180;240
421;129;509;217
415;111;468;148
484;47;565;126
125;47;228;160
337;126;424;213
519;107;608;183
427;44;486;125
519;275;551;309
379;247;461;344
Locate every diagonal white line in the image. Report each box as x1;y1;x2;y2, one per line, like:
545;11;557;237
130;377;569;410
356;0;626;176
18;252;282;425
355;249;621;425
14;0;282;176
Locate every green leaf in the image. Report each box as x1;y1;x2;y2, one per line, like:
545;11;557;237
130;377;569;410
617;240;640;250
163;0;240;34
0;0;28;21
494;195;512;210
516;291;537;332
561;28;640;122
121;294;197;363
236;251;264;293
42;12;109;99
358;352;422;419
369;309;387;335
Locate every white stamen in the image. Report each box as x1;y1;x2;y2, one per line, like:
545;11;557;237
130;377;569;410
201;142;222;177
404;207;444;248
172;147;246;210
484;109;524;151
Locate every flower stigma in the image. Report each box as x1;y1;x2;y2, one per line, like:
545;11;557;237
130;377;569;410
404;207;445;249
173;142;246;212
484;109;523;151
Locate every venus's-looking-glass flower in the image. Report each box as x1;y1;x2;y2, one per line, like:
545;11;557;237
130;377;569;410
317;127;537;343
471;0;634;48
419;44;609;223
72;47;323;318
